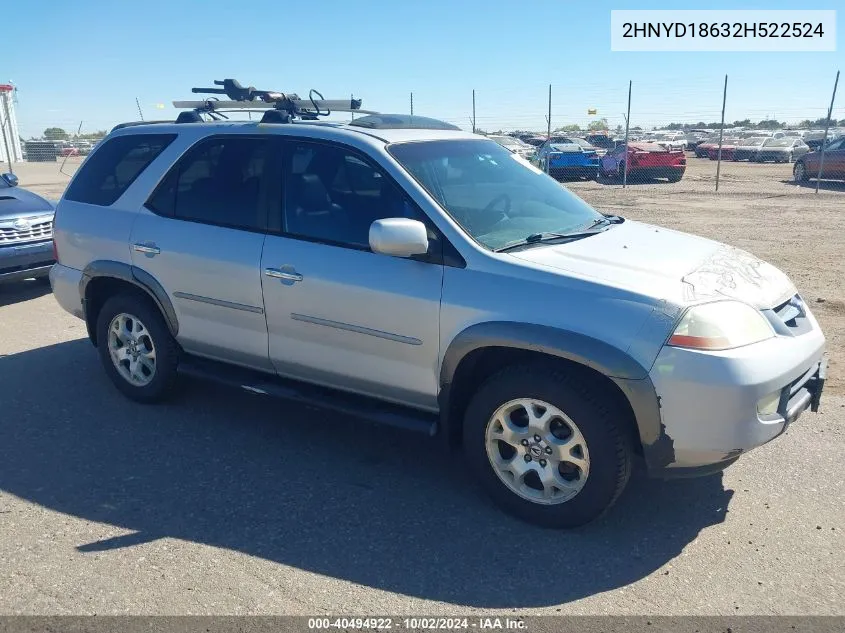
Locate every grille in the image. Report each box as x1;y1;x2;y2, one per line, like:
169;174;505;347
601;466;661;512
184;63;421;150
0;219;53;245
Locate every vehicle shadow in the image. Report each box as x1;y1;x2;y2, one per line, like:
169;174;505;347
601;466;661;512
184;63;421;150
0;339;733;608
781;179;845;192
0;278;51;307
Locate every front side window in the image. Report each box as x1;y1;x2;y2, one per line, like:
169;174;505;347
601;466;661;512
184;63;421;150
65;134;175;206
283;142;417;248
148;136;269;230
389;139;605;251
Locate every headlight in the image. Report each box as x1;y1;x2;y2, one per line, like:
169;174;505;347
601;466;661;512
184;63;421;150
668;301;774;351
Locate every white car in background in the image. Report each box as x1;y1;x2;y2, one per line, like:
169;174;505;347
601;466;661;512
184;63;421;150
651;132;688;151
487;135;536;160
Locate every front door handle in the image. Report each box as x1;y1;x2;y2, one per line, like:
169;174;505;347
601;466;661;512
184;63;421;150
133;243;160;255
264;267;303;282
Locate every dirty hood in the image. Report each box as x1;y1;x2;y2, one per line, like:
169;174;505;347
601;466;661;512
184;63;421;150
510;220;796;309
0;186;55;221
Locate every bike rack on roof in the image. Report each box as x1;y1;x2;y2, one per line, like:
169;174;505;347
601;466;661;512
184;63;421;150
173;78;376;124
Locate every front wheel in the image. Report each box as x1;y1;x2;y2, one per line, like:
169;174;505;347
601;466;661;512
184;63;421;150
462;365;634;528
793;161;809;182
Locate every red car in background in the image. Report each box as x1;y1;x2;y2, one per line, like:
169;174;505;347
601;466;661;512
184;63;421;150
706;138;739;160
598;142;686;183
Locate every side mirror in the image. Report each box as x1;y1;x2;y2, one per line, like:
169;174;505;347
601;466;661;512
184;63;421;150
1;172;18;187
369;218;429;258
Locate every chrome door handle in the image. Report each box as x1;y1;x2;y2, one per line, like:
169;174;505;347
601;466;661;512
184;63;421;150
133;243;160;255
264;268;303;282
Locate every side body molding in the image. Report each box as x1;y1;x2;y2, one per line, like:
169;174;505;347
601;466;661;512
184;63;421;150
79;260;179;342
438;321;674;471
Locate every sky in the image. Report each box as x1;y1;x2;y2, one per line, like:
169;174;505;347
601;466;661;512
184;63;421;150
6;0;844;138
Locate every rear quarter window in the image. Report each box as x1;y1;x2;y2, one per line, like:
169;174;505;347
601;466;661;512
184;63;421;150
64;134;176;206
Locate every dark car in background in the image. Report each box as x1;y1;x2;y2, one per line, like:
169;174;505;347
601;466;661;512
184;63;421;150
0;173;56;284
585;134;616;154
732;137;769;161
794;136;845;182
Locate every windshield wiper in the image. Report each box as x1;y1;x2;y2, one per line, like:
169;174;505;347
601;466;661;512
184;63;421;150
494;216;618;253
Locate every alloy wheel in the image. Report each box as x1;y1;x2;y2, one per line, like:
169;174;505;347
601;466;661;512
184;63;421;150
485;398;590;505
107;312;157;386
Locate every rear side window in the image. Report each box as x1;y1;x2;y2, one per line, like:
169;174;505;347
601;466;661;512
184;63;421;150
147;136;270;231
64;134;175;206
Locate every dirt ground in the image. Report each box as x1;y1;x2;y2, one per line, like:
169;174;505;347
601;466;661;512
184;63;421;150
11;153;845;394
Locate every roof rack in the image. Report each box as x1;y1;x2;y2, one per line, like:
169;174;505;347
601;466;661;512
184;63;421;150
173;78;377;124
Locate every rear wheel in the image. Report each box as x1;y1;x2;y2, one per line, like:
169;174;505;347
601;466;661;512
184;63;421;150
462;365;633;528
666;169;684;183
96;293;179;403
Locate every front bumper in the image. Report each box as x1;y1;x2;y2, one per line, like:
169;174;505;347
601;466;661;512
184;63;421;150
733;150;758;161
548;165;597;179
648;312;827;474
0;240;55;284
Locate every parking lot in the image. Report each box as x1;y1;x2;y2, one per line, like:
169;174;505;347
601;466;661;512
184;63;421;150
0;155;843;615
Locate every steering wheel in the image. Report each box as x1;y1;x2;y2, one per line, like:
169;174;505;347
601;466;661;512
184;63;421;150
481;193;512;230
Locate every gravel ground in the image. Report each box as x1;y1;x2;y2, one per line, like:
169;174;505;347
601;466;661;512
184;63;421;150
0;154;842;615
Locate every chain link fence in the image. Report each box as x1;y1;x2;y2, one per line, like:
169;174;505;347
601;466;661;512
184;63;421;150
5;72;843;201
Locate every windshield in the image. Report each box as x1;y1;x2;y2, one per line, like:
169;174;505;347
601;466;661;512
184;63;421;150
389;139;604;251
744;137;769;146
763;138;791;147
0;178;9;189
569;138;593;149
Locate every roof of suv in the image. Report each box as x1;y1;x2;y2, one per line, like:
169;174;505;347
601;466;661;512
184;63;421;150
108;117;479;146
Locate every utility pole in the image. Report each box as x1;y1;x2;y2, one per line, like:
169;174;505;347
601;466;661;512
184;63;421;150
0;91;13;173
410;92;414;117
546;84;552;140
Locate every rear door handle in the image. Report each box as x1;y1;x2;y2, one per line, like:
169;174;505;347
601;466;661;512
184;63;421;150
133;243;160;255
264;267;303;282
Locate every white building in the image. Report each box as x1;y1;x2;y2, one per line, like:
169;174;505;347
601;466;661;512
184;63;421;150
0;84;24;164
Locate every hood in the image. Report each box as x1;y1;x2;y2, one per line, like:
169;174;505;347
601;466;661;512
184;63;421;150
0;186;55;221
508;220;796;310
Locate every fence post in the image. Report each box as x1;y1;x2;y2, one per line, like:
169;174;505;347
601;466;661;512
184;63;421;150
816;70;840;193
623;80;631;189
546;84;552;140
715;75;728;192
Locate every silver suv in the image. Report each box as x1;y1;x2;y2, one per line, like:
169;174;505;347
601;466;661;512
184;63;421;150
50;113;827;528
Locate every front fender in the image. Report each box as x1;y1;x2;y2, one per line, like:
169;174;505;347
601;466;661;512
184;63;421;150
438;321;675;471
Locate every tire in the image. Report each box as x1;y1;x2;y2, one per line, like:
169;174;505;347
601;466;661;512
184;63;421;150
793;161;809;183
666;170;684;183
96;292;179;403
462;364;634;528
